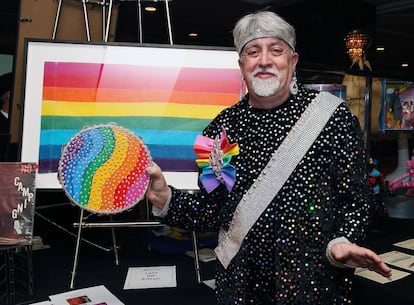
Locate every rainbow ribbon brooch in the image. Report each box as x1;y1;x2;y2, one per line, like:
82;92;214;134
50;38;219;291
193;127;239;193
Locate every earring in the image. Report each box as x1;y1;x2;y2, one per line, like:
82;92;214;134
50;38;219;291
289;71;298;95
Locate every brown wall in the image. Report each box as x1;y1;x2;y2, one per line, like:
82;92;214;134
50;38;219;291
11;0;118;145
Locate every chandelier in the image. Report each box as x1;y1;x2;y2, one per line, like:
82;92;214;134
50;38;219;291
344;29;371;71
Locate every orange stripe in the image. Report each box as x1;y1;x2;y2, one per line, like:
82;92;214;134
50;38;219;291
42;87;239;106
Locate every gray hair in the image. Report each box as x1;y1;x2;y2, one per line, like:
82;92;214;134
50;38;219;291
233;11;296;55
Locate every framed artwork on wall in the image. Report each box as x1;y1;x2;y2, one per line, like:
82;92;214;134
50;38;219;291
381;81;414;131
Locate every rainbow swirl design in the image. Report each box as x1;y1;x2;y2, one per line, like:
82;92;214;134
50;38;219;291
58;124;151;214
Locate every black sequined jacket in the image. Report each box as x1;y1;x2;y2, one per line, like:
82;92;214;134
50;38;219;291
160;86;372;305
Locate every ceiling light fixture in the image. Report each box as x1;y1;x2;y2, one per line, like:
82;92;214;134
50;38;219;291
344;29;371;71
145;6;157;12
188;32;198;37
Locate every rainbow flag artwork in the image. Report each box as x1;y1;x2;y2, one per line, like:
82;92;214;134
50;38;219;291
38;56;241;176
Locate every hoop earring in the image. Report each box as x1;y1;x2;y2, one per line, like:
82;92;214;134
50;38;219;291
290;71;298;95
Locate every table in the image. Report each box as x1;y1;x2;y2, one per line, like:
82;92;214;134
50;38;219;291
353;217;414;305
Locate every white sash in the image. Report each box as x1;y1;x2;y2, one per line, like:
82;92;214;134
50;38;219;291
215;91;343;269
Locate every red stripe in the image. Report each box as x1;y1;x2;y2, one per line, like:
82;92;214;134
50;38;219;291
43;62;240;93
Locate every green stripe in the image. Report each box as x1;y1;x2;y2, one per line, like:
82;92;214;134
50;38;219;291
79;128;115;206
41;116;210;131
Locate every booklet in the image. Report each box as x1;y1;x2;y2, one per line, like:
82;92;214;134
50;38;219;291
49;285;124;305
0;163;36;246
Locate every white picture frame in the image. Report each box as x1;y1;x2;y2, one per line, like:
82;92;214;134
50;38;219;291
20;40;241;189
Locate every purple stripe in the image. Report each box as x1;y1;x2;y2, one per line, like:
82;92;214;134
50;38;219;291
156;158;198;172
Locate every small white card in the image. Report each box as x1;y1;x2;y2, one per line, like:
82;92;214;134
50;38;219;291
354;267;410;284
380;250;414;271
123;266;177;289
393;238;414;251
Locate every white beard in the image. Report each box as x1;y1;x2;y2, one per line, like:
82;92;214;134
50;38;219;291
251;72;281;97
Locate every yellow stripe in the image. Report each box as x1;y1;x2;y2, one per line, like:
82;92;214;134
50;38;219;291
87;128;129;211
41;101;228;119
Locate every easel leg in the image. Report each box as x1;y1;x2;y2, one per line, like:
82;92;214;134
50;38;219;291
82;0;91;41
104;0;114;42
191;231;202;283
110;215;119;265
25;245;34;299
51;0;63;40
145;198;152;251
70;209;84;289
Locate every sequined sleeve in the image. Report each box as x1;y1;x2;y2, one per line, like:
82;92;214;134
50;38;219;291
159;185;228;232
327;104;372;243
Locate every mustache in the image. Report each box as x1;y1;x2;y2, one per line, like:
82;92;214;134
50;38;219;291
252;68;279;77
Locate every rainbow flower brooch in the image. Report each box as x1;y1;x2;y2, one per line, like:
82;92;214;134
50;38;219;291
193;127;239;193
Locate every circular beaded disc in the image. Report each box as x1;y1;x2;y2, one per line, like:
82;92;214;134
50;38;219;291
58;124;151;214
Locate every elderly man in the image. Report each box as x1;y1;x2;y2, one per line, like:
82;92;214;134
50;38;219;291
145;10;391;305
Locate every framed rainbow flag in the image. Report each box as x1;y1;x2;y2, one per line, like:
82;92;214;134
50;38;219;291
20;40;241;189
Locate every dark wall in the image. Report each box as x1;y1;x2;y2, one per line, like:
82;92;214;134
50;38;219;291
114;0;376;75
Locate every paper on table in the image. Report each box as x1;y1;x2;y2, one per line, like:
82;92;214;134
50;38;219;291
354;267;410;284
379;250;414;272
49;285;124;305
123;266;177;289
28;301;53;305
203;279;216;290
393;238;414;251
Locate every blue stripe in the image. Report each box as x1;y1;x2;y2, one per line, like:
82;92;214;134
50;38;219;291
39;129;200;146
39;144;197;160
